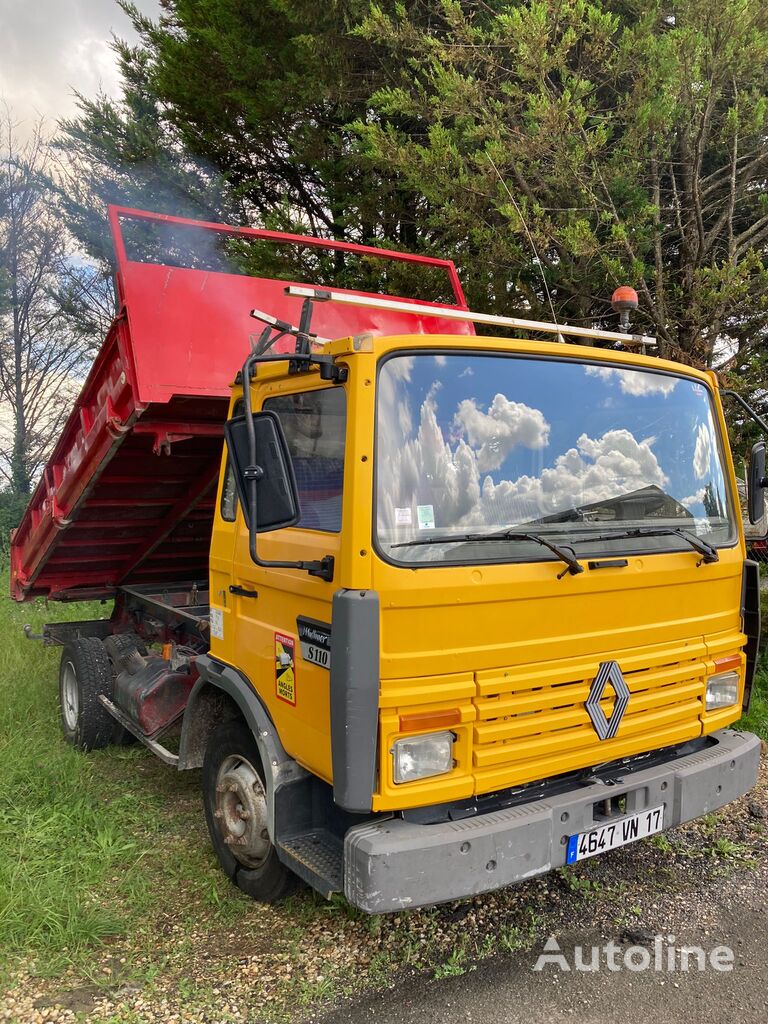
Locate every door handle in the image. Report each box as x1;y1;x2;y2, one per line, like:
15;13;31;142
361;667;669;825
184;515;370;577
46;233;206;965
229;584;258;599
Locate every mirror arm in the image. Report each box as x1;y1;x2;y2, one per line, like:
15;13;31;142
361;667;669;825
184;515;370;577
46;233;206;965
245;508;335;581
289;297;314;373
240;351;335;583
236;352;348;384
721;389;768;435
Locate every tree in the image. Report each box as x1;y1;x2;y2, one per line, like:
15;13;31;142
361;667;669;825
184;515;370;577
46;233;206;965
55;20;232;268
0;109;111;497
354;0;768;365
55;0;449;294
59;1;768;367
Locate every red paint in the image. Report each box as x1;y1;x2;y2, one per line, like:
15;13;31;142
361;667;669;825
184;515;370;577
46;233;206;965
114;653;199;736
10;207;471;600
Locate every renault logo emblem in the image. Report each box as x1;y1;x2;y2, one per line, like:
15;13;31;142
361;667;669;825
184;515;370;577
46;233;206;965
586;661;630;740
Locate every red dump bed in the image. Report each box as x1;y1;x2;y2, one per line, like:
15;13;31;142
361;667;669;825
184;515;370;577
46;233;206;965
10;207;471;600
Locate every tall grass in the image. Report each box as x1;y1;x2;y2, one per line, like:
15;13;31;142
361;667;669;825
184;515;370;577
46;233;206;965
0;577;164;975
737;589;768;739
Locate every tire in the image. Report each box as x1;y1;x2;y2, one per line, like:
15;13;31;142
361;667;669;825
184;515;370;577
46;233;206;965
202;719;299;903
59;638;118;750
105;632;148;660
103;633;148;745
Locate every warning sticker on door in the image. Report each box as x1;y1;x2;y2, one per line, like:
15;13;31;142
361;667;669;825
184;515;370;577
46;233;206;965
275;632;296;705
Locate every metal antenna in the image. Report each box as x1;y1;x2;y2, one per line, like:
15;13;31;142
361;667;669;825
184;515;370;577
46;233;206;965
487;155;560;333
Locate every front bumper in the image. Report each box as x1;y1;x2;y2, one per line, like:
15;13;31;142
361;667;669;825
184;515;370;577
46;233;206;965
344;728;761;913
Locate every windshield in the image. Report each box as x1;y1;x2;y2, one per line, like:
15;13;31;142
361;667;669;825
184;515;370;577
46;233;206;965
375;352;736;565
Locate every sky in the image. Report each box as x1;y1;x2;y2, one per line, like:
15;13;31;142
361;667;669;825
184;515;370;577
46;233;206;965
0;0;160;136
0;1;160;482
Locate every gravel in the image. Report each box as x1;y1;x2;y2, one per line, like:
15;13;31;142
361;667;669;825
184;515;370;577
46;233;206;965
3;755;766;1024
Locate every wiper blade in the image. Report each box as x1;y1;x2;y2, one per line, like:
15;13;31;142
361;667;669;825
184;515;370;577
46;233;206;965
495;532;585;578
391;530;585;579
585;526;719;565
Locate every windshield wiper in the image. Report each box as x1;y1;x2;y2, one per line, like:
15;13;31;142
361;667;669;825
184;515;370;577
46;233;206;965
583;526;719;565
391;530;584;579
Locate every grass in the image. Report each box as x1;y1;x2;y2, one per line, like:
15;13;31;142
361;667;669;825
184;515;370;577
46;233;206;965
433;942;469;979
0;571;253;983
0;569;444;1020
736;588;768;739
0;582;139;970
739;662;768;737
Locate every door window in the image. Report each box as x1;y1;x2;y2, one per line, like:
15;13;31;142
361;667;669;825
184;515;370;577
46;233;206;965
263;388;346;533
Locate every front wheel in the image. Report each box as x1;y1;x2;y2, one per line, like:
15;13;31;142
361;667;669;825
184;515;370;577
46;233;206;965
202;719;298;903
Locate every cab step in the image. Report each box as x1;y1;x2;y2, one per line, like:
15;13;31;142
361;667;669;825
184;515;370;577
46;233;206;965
279;829;343;897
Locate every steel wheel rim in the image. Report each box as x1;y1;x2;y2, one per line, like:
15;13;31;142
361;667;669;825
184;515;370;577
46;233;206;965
214;754;270;868
61;661;79;732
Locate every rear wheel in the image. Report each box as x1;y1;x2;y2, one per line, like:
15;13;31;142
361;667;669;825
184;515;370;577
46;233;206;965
202;719;298;903
59;638;116;750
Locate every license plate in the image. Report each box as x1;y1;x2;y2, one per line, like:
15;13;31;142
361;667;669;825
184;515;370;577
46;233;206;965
566;804;664;864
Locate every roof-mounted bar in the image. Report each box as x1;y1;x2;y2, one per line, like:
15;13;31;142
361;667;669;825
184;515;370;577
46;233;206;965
285;286;656;349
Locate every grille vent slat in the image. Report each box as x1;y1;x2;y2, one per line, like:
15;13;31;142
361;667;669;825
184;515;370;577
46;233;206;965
473;654;705;770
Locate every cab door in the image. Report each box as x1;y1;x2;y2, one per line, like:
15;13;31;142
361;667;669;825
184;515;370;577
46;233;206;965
229;381;347;781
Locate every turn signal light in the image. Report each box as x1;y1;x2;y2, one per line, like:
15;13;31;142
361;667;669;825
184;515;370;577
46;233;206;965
712;654;741;674
399;708;462;732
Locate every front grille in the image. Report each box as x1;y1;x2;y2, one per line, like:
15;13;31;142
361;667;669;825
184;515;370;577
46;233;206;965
472;642;706;790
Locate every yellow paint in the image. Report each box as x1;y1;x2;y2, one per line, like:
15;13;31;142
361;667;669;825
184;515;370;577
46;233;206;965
209;334;749;809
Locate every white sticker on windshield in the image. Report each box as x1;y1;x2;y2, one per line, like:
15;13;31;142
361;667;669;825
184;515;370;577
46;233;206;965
209;607;224;640
417;504;435;529
395;507;413;526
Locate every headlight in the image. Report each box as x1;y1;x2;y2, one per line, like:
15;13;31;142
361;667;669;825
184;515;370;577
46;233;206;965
706;671;740;710
392;731;455;784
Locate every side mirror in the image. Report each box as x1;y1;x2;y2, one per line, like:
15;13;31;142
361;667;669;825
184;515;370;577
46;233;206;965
748;441;768;525
224;411;300;532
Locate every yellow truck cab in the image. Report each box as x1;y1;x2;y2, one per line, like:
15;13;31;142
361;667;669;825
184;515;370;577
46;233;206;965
197;294;761;911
